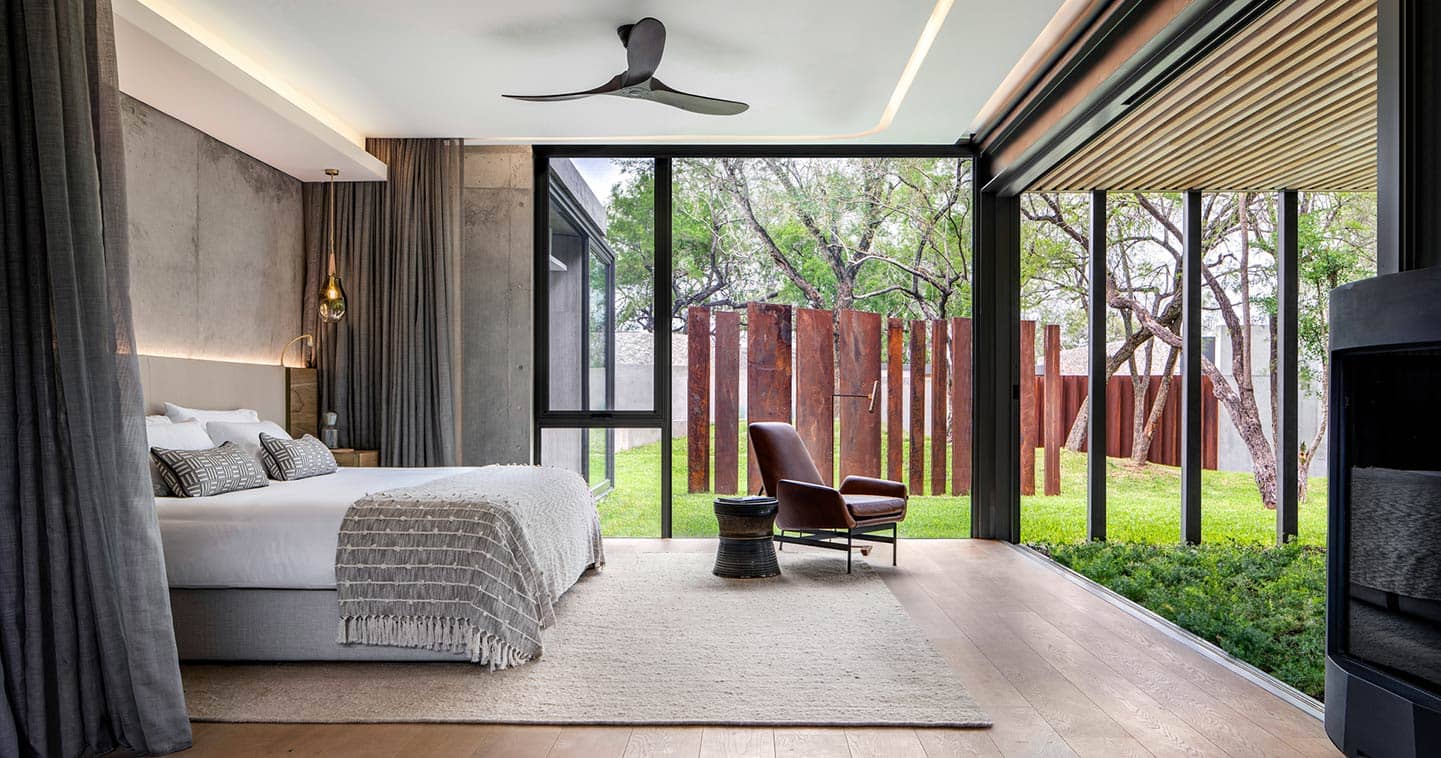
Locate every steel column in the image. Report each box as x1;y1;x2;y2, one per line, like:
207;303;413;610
971;155;1021;542
1181;190;1203;545
1087;190;1108;541
1277;189;1299;543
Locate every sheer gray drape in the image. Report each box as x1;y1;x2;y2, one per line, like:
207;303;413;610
1;0;192;755
303;139;461;467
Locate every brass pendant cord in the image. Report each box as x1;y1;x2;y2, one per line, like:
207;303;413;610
326;168;337;275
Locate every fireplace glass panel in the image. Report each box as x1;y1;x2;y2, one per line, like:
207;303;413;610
1344;348;1441;694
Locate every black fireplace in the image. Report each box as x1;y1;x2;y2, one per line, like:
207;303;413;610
1326;266;1441;756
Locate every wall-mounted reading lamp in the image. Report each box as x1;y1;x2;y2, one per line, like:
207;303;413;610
280;333;314;368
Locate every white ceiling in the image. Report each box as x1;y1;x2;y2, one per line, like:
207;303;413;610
123;0;1065;147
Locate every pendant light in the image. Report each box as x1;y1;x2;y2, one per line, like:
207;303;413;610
318;168;348;323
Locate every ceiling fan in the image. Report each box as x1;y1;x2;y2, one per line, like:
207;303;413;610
502;17;749;116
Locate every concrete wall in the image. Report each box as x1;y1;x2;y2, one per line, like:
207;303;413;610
1213;325;1328;476
460;146;534;466
121;95;303;364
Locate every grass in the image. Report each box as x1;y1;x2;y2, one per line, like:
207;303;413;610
1036;541;1327;700
596;427;1329;546
593;427;1329;702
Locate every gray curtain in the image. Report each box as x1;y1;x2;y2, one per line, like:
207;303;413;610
1;0;192;755
303;139;462;467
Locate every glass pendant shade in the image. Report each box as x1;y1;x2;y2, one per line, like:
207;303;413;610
319;271;347;323
318;168;347;323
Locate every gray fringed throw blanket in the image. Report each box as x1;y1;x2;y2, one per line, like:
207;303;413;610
335;465;604;669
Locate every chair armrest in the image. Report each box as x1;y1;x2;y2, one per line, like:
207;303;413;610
838;475;908;500
776;479;854;529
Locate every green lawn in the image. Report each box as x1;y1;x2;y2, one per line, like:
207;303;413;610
597;428;1329;546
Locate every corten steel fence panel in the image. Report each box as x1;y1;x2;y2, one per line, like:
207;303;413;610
747;303;793;494
796;308;836;485
687;306;711;493
1019;320;1038;495
713;310;741;494
909;320;927;493
931;319;949;495
951;317;973;495
1033;374;1217;469
887;318;905;483
1044;325;1063;496
839;310;882;480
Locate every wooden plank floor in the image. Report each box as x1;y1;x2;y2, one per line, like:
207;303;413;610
178;539;1335;757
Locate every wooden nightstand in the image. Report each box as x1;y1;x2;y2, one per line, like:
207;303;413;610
330;448;379;467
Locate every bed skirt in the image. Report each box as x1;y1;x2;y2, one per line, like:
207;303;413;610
170;588;466;662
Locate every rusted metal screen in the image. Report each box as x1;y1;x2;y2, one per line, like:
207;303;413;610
686;307;711;493
887;318;905;483
795;308;835;485
951;317;972;495
1019;320;1037;496
1044;325;1062;495
1036;374;1217;469
930;320;949;495
838;310;882;479
908;320;926;493
713;310;741;494
746;303;793;494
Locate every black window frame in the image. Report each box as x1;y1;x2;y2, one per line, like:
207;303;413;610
534;144;976;538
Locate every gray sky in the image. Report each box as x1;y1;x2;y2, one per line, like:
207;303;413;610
571;158;625;208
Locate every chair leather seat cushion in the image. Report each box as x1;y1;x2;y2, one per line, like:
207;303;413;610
843;494;905;518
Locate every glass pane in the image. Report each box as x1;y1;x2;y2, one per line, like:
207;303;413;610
547;157;655;411
668;157;974;538
1299;191;1375;544
1018;192;1090;544
1199;192;1278;544
588;250;611;411
541;426;660;537
1098;193;1183;544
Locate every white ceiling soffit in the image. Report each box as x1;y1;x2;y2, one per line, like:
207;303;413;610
131;0;1067;145
112;0;386;181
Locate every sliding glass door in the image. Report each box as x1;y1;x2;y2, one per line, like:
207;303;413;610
536;156;671;534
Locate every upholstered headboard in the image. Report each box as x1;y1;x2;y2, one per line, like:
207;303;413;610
138;355;287;424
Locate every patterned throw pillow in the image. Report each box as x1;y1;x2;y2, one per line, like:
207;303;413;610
150;441;269;498
258;433;338;481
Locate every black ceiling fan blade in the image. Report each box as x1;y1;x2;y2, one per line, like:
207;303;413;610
639;77;749;116
618;17;666;86
503;74;624;102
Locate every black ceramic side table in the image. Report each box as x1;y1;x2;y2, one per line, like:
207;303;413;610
712;496;780;578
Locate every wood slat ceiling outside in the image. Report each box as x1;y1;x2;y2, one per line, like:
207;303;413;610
1032;0;1377;192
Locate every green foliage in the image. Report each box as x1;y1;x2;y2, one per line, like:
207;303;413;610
601;157;975;330
1038;541;1327;700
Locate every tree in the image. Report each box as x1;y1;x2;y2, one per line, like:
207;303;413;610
599;157;977;331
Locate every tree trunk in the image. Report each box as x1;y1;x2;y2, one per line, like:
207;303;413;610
1127;337;1151;462
1115;289;1279;507
1063;326;1170;451
1132;345;1179;465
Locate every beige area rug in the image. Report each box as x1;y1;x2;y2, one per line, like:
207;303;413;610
182;552;990;727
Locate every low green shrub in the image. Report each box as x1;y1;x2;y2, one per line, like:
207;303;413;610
1034;541;1327;700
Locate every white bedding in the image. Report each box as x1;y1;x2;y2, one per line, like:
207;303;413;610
157;467;473;589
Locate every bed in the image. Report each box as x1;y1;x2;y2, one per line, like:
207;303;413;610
160;466;604;664
143;356;604;665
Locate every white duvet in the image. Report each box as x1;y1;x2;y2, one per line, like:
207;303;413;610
156;467;473;589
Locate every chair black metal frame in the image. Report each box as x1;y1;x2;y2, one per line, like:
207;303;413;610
774;523;898;573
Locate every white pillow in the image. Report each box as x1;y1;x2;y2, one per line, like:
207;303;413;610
164;402;260;425
205;420;291;473
145;414;172;425
145;420;214;497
